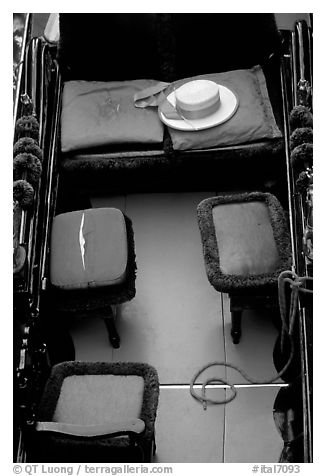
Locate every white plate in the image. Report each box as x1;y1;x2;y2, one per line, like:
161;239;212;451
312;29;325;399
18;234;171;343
158;84;239;131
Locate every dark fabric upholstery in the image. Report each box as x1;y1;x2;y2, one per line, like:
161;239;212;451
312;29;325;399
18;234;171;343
49;214;136;312
197;192;292;293
60;80;165;153
165;66;281;151
33;362;159;463
57;13;285;190
58;14;162;81
58;13;281;82
212;201;281;276
50;208;129;290
59;139;285;195
171;13;281;79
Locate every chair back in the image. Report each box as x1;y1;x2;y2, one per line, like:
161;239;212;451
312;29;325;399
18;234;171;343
58;13;282;82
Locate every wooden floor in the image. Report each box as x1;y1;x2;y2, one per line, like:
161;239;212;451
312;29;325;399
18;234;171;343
69;191;285;463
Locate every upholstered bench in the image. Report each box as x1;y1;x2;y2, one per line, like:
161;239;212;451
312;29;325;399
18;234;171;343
197;192;291;343
49;207;136;348
33;361;159;462
51;13;286;193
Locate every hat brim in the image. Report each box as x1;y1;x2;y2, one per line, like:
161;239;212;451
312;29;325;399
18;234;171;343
158;84;239;131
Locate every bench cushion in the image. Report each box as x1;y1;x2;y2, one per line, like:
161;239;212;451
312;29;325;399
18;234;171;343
167;66;282;151
61;80;165;153
50;208;128;290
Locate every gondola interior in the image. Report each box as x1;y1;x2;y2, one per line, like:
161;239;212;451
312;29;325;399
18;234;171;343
13;12;313;464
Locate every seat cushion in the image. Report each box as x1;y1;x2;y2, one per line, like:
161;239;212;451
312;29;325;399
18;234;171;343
212;201;280;276
61;79;165;153
37;361;159;438
166;66;282;151
53;375;144;425
197;192;292;292
50;208;128;290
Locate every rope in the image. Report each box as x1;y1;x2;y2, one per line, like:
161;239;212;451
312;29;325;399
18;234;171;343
190;271;313;409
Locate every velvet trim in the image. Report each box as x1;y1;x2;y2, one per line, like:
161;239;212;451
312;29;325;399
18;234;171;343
290;127;313;150
36;361;159;459
61;138;284;173
197;192;292;293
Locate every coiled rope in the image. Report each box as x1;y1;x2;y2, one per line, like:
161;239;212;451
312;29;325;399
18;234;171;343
190;271;313;409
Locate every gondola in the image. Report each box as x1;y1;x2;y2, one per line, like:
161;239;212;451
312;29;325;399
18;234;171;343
13;13;313;464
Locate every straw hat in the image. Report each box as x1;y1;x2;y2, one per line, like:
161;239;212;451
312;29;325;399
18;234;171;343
159;81;239;131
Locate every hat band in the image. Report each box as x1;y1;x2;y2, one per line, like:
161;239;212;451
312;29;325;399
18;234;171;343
177;100;220;120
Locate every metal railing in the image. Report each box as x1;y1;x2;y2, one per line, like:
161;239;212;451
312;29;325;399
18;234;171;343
14;34;62;462
282;19;313;463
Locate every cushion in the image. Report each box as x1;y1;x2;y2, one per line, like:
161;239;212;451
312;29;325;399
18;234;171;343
212;201;280;276
197;192;292;293
53;375;144;425
61;79;165;153
50;208;128;290
166;65;282;151
34;362;159;463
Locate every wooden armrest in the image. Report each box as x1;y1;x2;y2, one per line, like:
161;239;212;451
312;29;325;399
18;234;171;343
36;418;145;437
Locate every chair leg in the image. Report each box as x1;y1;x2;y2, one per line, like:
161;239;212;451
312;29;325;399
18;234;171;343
142;437;156;462
231;310;242;344
41;313;76;365
102;307;120;349
152;437;157;457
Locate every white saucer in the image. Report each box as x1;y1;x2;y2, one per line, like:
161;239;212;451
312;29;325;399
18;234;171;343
158;84;239;131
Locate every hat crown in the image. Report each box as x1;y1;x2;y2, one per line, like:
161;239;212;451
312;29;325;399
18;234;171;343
175;80;220;109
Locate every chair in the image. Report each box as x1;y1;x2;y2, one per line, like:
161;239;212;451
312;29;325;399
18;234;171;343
48;207;136;348
38;13;287;194
197;192;292;343
31;361;159;462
